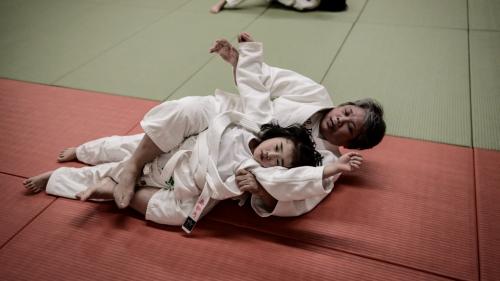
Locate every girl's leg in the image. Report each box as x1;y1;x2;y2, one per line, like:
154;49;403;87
129;187;158;215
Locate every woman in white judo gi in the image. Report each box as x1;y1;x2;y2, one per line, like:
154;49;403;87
24;33;381;229
102;33;385;218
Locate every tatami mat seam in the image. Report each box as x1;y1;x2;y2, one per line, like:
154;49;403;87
206;217;460;281
0;171;29;180
0;77;160;102
50;0;194;86
356;21;469;32
0;197;57;250
469;29;500;33
467;1;482;279
320;0;369;84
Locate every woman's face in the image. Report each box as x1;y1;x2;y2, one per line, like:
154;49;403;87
320;105;366;147
252;137;295;168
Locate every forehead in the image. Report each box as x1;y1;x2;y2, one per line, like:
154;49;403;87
267;137;294;148
340;105;366;122
339;104;365;114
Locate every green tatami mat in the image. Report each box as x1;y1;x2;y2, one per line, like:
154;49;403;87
322;23;470;147
0;0;189;84
359;0;467;29
56;0;267;101
470;31;500;150
0;0;94;48
171;6;357;100
469;0;500;31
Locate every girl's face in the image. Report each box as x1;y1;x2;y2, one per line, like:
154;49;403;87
252;137;295;168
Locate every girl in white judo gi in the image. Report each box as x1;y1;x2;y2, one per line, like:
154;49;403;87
23;120;361;230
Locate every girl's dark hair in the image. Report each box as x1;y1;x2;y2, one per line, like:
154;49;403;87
258;122;323;167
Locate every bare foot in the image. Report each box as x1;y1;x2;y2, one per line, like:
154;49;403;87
209;39;239;68
76;177;115;201
57;147;77;162
210;0;226;13
113;168;137;209
23;171;53;193
238;32;254;43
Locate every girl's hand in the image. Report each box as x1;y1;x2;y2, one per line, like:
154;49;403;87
337;152;363;172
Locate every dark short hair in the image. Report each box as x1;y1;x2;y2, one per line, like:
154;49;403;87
258;123;323;167
338;98;386;150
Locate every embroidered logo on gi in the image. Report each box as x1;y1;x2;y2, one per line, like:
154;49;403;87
164;177;175;191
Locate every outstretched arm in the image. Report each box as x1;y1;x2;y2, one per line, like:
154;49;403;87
236;152;363;216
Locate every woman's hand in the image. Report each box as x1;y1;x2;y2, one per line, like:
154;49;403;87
236;169;277;210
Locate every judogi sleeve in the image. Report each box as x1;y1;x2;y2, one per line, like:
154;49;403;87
236;42;272;123
252;194;329;217
238;42;332;107
237;41;339;216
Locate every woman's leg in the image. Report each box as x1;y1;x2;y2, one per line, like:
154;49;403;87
23;171;53;193
45;162;119;199
58;134;144;164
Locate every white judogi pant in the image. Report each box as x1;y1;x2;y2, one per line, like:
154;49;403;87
46;96;220;225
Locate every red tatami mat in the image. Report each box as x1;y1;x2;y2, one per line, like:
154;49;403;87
0;174;55;248
208;136;479;280
475;148;500;281
0;79;158;178
0;199;450;281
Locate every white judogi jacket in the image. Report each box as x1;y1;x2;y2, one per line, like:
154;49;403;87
142;42;340;218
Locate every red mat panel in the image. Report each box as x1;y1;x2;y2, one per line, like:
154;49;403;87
0;199;450;281
475;148;500;281
0;79;158;177
0;174;55;248
207;136;478;280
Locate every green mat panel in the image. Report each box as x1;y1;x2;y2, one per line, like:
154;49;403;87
56;0;267;100
169;1;365;100
322;23;471;147
359;0;467;29
470;31;500;150
0;0;95;48
469;0;500;31
0;0;188;84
